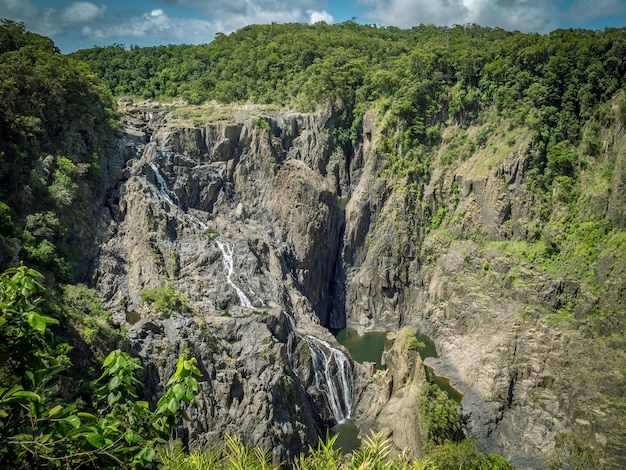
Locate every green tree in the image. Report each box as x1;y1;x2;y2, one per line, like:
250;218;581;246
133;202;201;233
418;381;463;446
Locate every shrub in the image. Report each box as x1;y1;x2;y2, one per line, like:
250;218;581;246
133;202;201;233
140;286;191;316
418;381;463;446
398;327;425;353
0;266;202;468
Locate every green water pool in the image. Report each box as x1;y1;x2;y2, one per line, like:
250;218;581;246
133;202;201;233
336;327;463;404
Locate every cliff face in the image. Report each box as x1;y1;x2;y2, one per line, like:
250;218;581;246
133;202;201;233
91;105;398;463
345;108;626;467
90;102;626;468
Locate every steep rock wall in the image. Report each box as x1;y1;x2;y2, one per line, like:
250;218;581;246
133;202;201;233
90;106;401;461
341;109;626;468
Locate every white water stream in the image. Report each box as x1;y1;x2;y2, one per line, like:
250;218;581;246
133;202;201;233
149;162;209;230
285;313;353;423
150;162;180;206
305;335;353;423
215;240;254;308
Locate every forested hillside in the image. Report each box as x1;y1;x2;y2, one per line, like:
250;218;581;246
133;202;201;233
0;20;118;282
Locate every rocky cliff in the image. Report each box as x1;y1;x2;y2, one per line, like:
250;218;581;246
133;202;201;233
89;101;626;468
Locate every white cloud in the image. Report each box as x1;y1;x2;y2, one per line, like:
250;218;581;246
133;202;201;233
0;0;39;20
79;0;322;45
59;2;106;24
158;0;324;30
162;0;322;17
357;0;469;27
309;10;334;24
83;9;213;44
356;0;626;32
0;1;106;36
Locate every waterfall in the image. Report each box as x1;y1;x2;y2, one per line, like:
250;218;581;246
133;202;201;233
149;162;209;231
284;312;354;423
285;313;297;334
305;335;353;423
149;162;180;207
195;218;208;230
215;240;254;308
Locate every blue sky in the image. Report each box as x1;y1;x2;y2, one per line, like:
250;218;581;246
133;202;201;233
1;0;625;53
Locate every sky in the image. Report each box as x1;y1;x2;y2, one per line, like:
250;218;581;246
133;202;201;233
1;0;625;54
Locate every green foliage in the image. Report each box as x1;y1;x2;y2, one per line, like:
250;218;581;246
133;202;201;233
418;380;464;446
344;432;394;469
140;286;191;316
63;283;111;319
0;20;118;280
427;439;515;470
618;99;626;126
397;327;425;353
158;431;510;469
158;439;222;469
0;266;58;378
0;266;201;468
0;202;17;236
223;434;273;470
294;433;342;470
429;208;448;230
152;352;201;433
550;432;608;469
62;283;116;344
546;141;577;179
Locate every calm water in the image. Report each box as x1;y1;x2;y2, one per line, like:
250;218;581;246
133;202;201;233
336;327;463;404
425;366;464;404
335;328;387;369
330;419;360;453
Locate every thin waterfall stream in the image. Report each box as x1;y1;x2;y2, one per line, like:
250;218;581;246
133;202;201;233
149;162;180;206
215;240;254;308
147;160;255;307
148;160;208;230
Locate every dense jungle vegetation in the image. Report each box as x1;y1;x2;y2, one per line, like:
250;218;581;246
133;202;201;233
1;17;626;468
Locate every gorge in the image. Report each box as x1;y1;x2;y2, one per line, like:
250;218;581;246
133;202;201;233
89;101;626;468
2;20;626;469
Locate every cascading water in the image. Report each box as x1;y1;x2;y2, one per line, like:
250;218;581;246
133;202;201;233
148;161;209;231
149;162;180;206
149;156;353;423
305;335;353;423
284;313;354;424
285;313;297;334
215;240;254;308
148;160;255;308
